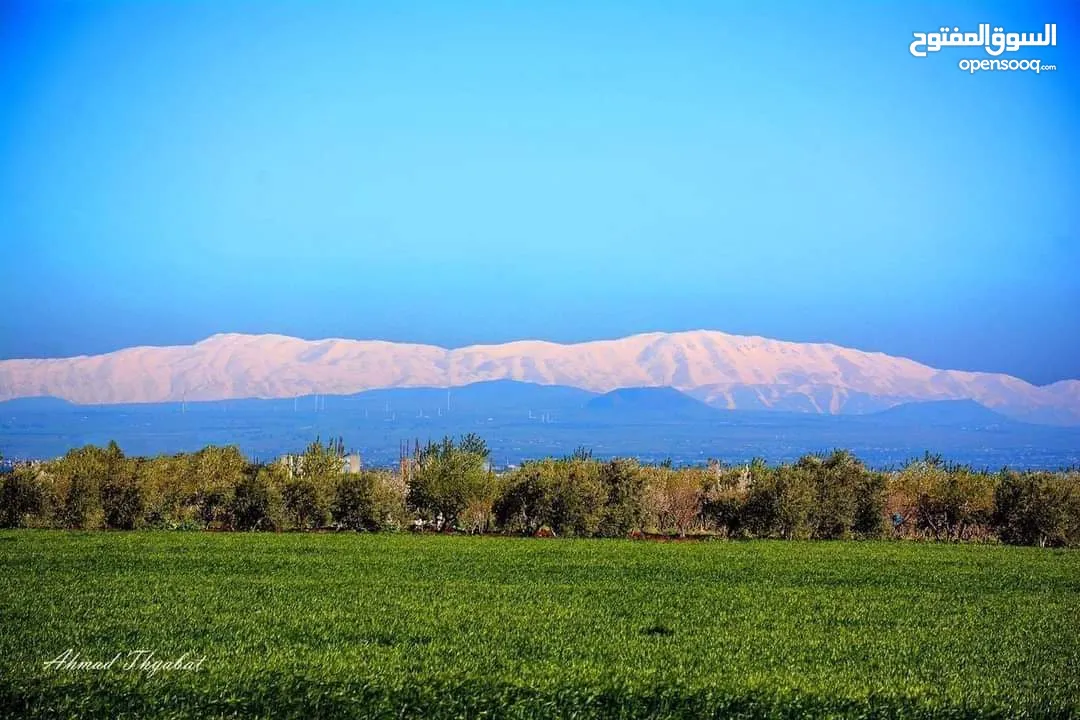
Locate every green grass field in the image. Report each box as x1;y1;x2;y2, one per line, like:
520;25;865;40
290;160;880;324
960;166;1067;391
1;532;1077;718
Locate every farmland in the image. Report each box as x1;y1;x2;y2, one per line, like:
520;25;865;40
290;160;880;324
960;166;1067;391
1;532;1078;718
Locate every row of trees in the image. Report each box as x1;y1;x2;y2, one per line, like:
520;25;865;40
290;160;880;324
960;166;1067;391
1;441;1078;546
0;440;407;533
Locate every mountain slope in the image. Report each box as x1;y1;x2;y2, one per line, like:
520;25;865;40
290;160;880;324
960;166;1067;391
0;330;1077;425
862;399;1018;427
584;387;719;421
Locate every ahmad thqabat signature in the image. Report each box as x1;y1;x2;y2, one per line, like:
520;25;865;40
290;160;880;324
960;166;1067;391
43;649;207;677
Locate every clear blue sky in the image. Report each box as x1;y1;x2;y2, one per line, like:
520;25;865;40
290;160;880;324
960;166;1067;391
1;1;1077;384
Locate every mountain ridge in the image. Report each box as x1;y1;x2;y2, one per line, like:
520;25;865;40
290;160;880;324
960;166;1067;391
1;330;1077;425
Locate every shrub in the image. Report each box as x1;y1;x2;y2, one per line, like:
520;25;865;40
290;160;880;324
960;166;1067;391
774;463;816;540
44;443;132;529
331;473;377;531
702;460;754;537
277;439;347;529
283;478;326;529
229;470;282;531
59;476;99;529
994;471;1080;547
459;497;495;534
890;456;997;541
369;470;408;531
407;435;496;527
739;460;780;537
805;452;857;539
597;459;647;537
806;450;887;539
643;466;705;536
191;446;248;529
494;459;605;536
852;469;887;539
0;467;46;528
101;477;143;530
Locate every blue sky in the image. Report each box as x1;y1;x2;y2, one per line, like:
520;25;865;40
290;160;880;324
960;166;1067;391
1;1;1077;384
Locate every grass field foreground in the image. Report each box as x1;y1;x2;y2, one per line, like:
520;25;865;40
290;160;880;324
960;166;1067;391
1;532;1078;718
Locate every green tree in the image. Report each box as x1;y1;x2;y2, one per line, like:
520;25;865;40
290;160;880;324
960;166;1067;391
994;470;1080;547
48;443;128;528
774;463;816;540
597;459;647;537
407;436;496;527
191;446;247;528
852;468;887;538
740;459;780;537
101;475;143;530
702;460;755;538
283;479;324;529
331;473;378;530
229;468;280;531
796;450;886;540
368;470;409;531
0;466;46;528
281;438;344;529
495;458;605;536
889;456;995;541
138;455;186;528
804;452;856;539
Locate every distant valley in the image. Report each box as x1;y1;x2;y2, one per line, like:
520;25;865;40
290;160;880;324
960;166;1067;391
2;381;1077;469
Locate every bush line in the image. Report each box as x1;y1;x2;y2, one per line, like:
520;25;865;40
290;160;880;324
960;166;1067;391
1;437;1078;546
